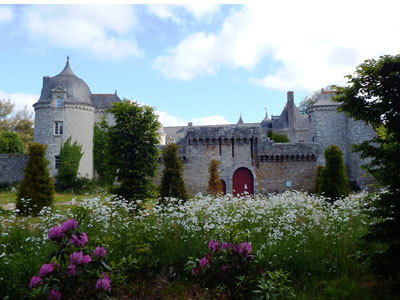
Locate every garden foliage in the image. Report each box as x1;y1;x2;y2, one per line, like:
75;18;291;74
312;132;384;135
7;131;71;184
16;143;54;215
159;143;188;202
56;137;83;191
317;145;350;200
335;54;400;278
207;159;222;196
267;131;289;143
0;130;24;153
93;120;115;185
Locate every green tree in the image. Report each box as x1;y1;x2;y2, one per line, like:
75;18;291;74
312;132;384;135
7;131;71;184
317;145;349;200
56;137;83;191
0;131;24;153
108;100;160;203
335;54;400;278
0;99;33;150
207;159;222;196
159;144;188;201
16;143;54;216
93;119;115;185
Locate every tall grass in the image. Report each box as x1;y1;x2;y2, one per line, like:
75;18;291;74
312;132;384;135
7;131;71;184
0;191;374;299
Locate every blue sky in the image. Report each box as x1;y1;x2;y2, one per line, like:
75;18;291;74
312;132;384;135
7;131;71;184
1;2;400;126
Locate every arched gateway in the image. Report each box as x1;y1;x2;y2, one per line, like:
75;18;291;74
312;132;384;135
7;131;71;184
232;167;254;196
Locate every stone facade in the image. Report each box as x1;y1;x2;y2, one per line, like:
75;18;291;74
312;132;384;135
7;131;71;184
0;154;28;183
0;60;372;195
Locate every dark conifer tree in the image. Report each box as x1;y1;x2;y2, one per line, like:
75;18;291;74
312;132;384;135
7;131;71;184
207;159;222;196
16;143;54;216
159;143;188;202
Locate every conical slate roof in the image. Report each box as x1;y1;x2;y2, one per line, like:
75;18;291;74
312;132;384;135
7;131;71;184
35;57;93;106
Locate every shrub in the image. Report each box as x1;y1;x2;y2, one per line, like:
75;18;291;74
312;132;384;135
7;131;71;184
268;131;290;143
28;217;112;300
16;143;54;216
159;143;188;202
318;145;350;200
207;159;222;196
0;130;24;153
56;137;83;191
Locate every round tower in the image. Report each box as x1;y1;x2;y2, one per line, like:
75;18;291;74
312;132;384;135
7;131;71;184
33;57;96;178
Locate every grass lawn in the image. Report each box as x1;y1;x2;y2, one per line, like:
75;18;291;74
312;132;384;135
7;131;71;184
0;192;95;207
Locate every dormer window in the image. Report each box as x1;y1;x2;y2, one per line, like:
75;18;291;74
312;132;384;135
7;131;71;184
56;97;63;107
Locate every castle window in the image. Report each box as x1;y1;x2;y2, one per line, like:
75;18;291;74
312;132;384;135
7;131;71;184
55;156;61;169
54;121;63;135
309;115;311;122
56;97;63;107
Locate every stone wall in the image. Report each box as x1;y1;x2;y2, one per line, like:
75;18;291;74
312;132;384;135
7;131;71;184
0;154;28;183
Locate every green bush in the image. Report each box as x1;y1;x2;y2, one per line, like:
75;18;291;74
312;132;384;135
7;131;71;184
0;130;24;153
159;143;188;202
268;131;290;143
16;143;54;216
318;145;350;200
56;137;83;191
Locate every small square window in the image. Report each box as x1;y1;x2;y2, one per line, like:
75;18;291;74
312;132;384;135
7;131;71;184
55;156;61;169
54;121;63;135
56;97;63;107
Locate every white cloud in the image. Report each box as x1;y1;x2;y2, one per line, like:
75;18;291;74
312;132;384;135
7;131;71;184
147;4;220;24
0;6;13;23
23;5;142;60
153;1;400;90
157;110;229;126
0;90;38;114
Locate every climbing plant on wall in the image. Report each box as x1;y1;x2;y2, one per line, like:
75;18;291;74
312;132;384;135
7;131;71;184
56;137;83;191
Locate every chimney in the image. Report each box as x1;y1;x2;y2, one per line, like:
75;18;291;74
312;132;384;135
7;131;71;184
287;91;295;131
43;76;50;82
188;122;193;127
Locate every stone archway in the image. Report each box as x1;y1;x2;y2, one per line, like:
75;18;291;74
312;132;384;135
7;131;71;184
220;179;226;195
232;167;254;196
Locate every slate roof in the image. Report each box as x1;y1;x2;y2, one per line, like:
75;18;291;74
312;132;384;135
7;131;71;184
312;91;339;107
36;57;93;106
91;93;121;109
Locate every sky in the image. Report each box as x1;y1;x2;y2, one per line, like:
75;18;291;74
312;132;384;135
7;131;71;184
0;1;400;126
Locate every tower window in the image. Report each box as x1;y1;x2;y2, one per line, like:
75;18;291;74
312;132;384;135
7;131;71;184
54;121;63;135
55;156;61;169
56;97;63;107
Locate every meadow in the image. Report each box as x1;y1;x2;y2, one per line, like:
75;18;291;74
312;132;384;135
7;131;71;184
0;190;395;299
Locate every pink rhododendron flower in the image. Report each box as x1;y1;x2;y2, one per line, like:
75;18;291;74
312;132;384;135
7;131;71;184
48;226;65;240
221;265;228;272
199;256;209;268
221;242;232;250
82;254;92;264
69;232;88;247
191;267;199;275
67;264;76;275
95;275;111;292
208;240;220;252
70;251;84;264
29;276;42;288
93;246;106;258
60;219;78;232
48;289;62;300
39;263;54;277
237;242;252;256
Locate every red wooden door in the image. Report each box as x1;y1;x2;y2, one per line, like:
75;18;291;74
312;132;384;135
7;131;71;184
232;168;254;196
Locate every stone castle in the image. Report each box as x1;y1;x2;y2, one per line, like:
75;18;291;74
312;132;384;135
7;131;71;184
0;58;375;195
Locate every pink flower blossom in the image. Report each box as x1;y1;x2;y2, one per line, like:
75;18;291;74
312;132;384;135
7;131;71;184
69;232;88;247
48;289;62;300
191;267;199;275
221;242;232;250
237;242;252;256
39;263;54;277
29;276;42;288
221;265;228;272
60;219;78;233
199;256;209;268
95;275;111;292
48;226;65;240
208;240;220;252
93;246;106;258
70;251;84;264
82;254;92;264
67;264;76;275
